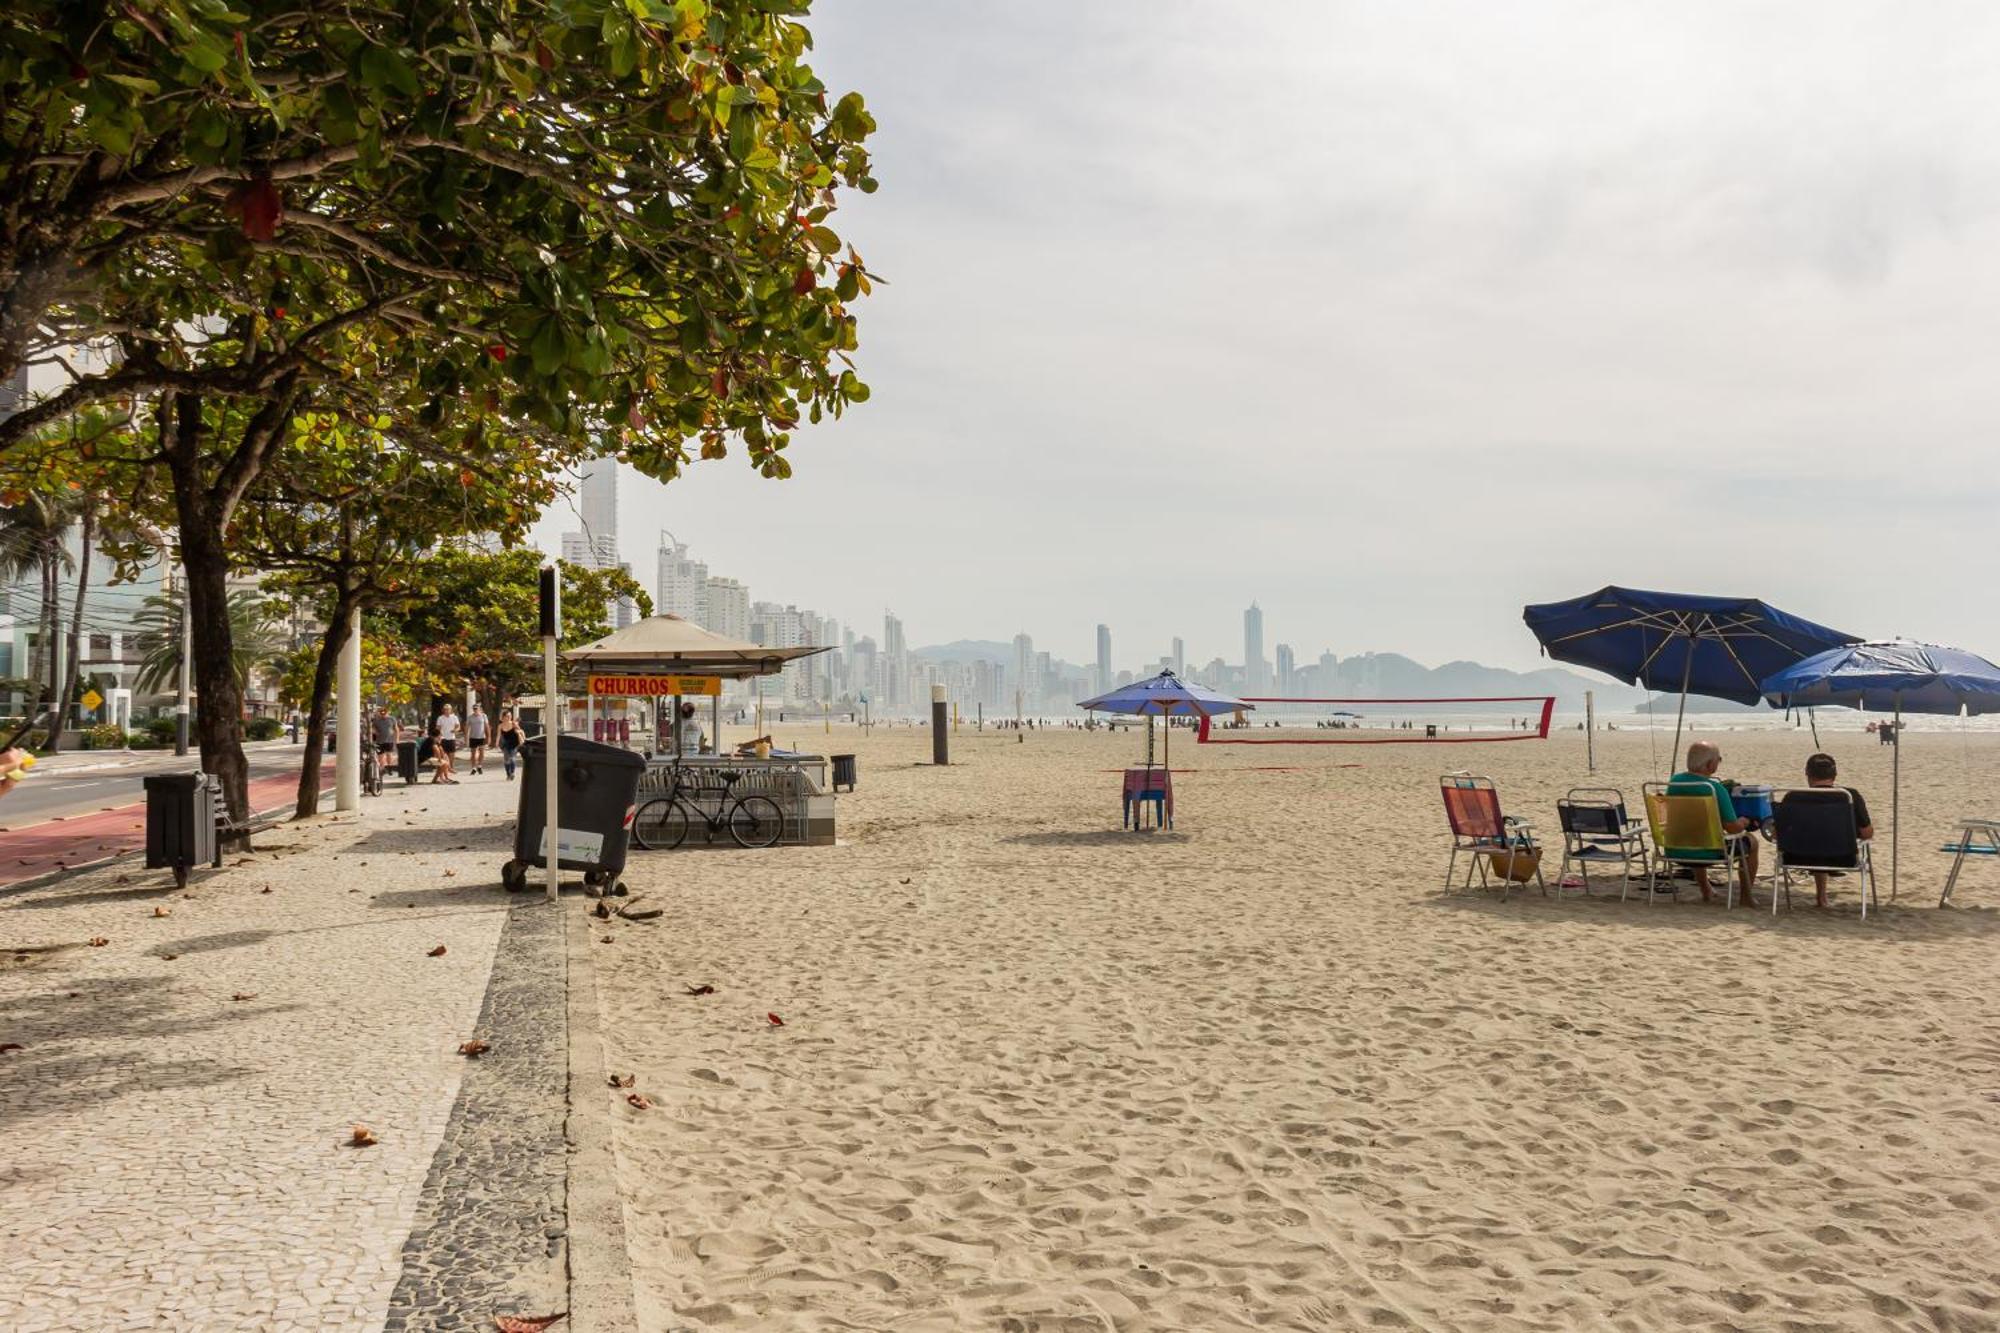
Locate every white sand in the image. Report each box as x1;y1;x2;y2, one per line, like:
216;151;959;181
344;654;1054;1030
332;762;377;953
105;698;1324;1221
591;724;2000;1330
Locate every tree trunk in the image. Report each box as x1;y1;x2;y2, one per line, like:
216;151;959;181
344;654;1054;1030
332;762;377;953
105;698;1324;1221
295;591;357;818
50;504;95;753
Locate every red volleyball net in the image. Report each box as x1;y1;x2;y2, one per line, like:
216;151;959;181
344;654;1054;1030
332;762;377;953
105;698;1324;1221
1197;696;1556;745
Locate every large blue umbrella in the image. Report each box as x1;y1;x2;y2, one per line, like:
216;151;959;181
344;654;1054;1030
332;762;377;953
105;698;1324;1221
1524;586;1860;763
1079;670;1252;769
1762;641;2000;899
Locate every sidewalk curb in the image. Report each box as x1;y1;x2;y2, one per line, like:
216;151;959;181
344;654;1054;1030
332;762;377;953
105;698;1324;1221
565;900;639;1333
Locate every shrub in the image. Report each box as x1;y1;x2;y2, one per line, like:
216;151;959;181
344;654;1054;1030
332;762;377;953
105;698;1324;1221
245;717;284;741
145;717;180;746
85;723;129;750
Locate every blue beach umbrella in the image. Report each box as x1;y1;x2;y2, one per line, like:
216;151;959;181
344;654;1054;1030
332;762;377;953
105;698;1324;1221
1524;586;1860;763
1079;670;1252;769
1762;641;2000;899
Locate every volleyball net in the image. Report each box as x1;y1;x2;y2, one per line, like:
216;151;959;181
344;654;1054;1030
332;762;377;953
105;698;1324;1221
1197;696;1556;745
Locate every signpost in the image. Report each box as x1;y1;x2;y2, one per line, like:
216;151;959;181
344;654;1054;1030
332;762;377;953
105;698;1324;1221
539;566;560;903
80;688;102;716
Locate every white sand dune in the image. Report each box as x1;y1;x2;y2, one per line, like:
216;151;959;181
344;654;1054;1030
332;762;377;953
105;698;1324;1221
592;725;2000;1331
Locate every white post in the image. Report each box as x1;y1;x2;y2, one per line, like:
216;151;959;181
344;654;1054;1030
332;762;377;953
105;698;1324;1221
1585;690;1596;773
174;566;191;757
335;609;360;811
545;632;559;902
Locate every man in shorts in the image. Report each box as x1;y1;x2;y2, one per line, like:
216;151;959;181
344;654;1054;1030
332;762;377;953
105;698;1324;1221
466;703;489;775
433;703;461;784
371;706;400;773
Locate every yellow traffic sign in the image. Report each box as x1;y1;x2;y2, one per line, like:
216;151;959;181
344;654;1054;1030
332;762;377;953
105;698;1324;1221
80;688;103;711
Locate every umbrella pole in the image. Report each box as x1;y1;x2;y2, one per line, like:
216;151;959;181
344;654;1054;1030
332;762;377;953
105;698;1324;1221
1891;696;1902;902
1809;707;1820;748
1670;640;1694;774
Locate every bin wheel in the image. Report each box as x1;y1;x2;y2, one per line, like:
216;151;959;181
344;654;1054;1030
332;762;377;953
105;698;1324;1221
501;859;527;892
173;864;189;890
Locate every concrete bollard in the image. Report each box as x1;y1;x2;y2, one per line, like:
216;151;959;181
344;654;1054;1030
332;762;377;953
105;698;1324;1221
932;685;948;765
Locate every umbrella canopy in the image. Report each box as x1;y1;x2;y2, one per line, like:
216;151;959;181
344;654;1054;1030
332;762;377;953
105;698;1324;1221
1759;641;2000;905
563;614;829;679
1079;670;1253;718
1761;641;2000;715
1525;586;1860;706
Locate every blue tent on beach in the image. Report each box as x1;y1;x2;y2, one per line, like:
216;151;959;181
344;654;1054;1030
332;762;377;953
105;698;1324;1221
1762;641;2000;899
1523;586;1860;761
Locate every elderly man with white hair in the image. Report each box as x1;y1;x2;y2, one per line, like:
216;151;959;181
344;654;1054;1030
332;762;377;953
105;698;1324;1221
1666;740;1759;906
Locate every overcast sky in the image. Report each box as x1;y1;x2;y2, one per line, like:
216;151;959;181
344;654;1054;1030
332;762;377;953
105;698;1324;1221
533;1;2000;674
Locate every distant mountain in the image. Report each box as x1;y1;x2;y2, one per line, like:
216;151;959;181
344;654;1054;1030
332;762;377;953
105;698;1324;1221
913;640;1017;665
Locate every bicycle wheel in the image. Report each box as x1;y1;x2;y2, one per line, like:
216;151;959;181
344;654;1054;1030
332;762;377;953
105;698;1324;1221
631;797;691;851
729;795;786;849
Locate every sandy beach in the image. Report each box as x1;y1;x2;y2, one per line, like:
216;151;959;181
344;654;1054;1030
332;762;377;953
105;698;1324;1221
589;723;2000;1331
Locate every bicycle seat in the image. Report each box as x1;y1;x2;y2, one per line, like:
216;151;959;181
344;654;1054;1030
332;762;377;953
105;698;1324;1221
715;769;742;785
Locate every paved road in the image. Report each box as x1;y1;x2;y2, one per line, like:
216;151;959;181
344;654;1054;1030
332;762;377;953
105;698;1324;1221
0;741;324;829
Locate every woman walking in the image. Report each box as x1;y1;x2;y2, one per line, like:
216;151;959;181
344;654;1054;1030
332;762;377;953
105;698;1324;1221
497;708;524;781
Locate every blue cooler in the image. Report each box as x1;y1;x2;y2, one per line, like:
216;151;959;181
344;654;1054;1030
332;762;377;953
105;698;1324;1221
1732;783;1774;822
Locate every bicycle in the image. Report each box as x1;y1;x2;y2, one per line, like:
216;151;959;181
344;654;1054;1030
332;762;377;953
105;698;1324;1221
360;733;384;797
631;767;785;850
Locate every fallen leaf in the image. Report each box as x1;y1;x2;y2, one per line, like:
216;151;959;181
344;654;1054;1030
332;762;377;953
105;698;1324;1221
348;1124;378;1148
684;984;716;997
442;869;456;878
626;1093;653;1111
115;874;130;884
152;906;171;918
231;992;258;1002
0;1043;22;1053
591;902;611;919
599;936;613;944
608;1073;635;1088
494;1313;568;1333
233;857;251;866
458;1040;491;1057
87;937;109;947
261;886;272;894
160;953;179;961
427;945;447;957
900;878;911;885
767;1012;785;1027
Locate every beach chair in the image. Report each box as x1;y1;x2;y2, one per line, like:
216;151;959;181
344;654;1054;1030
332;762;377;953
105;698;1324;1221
1441;773;1543;900
1555;788;1652;901
1641;781;1754;909
1123;767;1172;830
1770;788;1878;919
1939;819;2000;907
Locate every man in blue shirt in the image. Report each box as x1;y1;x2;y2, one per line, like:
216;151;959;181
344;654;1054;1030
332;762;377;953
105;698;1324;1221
1667;740;1759;906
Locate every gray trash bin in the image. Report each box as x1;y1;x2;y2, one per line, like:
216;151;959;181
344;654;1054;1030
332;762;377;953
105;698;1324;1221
145;771;221;888
502;736;646;893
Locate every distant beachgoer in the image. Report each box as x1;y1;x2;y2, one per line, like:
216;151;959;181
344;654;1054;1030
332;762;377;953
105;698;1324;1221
1801;752;1873;909
466;704;489;775
497;709;523;780
1667;741;1757;906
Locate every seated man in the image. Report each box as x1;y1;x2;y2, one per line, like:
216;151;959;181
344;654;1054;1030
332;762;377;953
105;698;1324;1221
1802;751;1873;909
1667;741;1759;906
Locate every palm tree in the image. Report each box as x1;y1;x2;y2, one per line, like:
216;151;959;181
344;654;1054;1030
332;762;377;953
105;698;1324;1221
0;491;80;716
131;588;289;699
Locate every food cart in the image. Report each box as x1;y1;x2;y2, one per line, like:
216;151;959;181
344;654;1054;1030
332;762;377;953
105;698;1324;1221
561;615;837;847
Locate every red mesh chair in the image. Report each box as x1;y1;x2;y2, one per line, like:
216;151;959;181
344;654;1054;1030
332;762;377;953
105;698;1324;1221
1441;772;1542;899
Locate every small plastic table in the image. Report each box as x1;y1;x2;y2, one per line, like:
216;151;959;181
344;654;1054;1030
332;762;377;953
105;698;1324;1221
1939;819;2000;907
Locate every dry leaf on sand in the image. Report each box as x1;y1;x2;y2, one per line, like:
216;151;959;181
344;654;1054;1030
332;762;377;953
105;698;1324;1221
683;984;716;997
625;1093;653;1111
0;1042;22;1053
458;1040;491;1057
152;906;171;918
87;937;109;947
230;992;257;1002
427;945;447;957
767;1012;785;1027
608;1073;635;1089
494;1313;567;1333
348;1124;378;1147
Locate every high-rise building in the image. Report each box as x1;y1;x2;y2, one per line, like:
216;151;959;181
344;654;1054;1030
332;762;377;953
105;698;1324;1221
1095;624;1112;694
1012;632;1034;713
654;532;708;621
882;611;908;710
1275;642;1296;694
702;576;749;641
560;459;620;571
615;560;636;628
1171;637;1185;675
1243;602;1266;692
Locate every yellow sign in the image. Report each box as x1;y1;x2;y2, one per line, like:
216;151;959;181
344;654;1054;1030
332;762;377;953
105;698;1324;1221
80;688;103;711
588;674;721;698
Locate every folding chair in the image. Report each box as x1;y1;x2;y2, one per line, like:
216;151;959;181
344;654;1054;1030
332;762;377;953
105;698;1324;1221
1555;788;1652;901
1770;788;1878;919
1641;781;1754;909
1441;773;1543;900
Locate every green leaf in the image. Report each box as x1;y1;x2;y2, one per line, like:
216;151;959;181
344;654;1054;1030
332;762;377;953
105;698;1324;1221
183;39;228;74
102;73;161;95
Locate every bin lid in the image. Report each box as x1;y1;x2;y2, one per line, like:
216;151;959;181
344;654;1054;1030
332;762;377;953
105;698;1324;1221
518;735;647;769
143;770;211;790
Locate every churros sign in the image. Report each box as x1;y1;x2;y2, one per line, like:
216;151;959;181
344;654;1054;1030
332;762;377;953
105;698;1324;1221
587;674;721;697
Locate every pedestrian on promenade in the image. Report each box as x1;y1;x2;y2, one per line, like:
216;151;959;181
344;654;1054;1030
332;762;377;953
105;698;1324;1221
496;709;523;780
466;702;489;775
433;703;461;784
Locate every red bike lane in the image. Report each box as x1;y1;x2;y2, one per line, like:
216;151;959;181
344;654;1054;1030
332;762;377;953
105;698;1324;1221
0;762;331;889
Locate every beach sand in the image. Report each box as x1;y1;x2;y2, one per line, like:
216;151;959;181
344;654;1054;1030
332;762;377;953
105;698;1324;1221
590;723;2000;1331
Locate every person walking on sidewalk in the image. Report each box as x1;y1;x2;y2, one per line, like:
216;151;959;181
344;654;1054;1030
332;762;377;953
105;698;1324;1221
432;705;461;784
465;703;489;775
496;708;523;780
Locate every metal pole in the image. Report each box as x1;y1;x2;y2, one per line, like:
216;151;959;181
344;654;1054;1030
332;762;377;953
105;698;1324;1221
334;609;360;811
1891;696;1901;902
545;632;559;902
1670;639;1694;773
175;564;191;757
1585;689;1595;773
931;684;948;764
